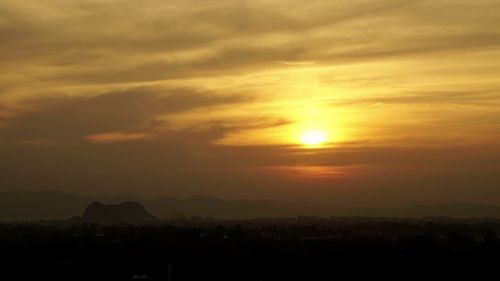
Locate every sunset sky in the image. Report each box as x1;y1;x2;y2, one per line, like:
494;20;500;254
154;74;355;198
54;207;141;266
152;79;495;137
1;0;500;207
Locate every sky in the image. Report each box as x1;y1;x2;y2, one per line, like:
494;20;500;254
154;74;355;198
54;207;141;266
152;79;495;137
1;0;500;207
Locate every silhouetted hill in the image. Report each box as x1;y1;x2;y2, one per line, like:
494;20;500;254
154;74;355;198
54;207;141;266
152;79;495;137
3;191;500;221
83;201;157;224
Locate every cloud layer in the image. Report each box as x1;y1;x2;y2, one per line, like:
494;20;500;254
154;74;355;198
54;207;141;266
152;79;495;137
1;0;500;206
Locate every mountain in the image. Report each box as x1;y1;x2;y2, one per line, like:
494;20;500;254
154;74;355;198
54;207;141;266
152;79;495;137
0;191;328;220
2;191;500;221
83;201;157;224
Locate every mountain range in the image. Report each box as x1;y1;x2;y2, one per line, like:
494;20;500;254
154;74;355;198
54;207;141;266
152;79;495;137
2;190;500;221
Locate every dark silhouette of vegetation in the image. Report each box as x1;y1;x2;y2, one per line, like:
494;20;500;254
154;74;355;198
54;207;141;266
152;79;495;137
1;217;500;279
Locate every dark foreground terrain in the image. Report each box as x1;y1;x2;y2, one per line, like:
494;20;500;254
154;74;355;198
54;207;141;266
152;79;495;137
2;217;500;280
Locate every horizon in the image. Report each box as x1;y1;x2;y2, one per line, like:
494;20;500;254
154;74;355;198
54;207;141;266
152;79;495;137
3;189;500;208
6;189;500;222
1;0;500;208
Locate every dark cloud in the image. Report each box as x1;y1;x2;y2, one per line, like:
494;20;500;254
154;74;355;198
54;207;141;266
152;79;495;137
291;145;500;168
0;87;253;141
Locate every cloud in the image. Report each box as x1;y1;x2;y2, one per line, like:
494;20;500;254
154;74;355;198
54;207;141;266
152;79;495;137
84;132;154;144
331;90;500;106
2;0;499;88
0;87;253;142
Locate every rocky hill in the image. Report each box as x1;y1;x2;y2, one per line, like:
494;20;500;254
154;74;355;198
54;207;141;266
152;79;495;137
83;201;157;224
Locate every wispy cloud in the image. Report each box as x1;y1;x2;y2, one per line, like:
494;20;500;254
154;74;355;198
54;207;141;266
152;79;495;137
84;132;154;144
0;86;253;142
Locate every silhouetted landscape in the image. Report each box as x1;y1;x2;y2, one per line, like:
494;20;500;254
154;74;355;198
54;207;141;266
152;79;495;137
4;191;500;222
1;197;500;279
2;0;500;279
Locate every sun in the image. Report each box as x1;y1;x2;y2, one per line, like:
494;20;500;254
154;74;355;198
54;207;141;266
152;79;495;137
300;129;328;146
